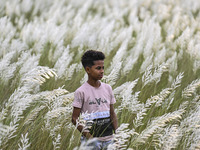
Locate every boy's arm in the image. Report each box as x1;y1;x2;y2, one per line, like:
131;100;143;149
110;104;118;133
72;107;93;139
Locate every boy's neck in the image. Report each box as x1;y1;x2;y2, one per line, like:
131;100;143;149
87;80;101;87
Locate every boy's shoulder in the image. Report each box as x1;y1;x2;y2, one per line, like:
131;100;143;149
75;82;88;92
101;82;112;89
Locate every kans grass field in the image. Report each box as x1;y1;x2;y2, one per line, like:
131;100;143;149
0;0;200;149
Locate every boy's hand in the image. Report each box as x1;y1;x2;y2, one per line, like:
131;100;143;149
110;104;118;131
88;134;93;139
84;132;93;139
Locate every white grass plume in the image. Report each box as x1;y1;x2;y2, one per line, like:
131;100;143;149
0;41;29;85
159;124;182;150
176;27;192;49
71;19;99;49
0;120;18;147
6;67;59;121
114;79;144;118
142;63;168;87
17;52;40;76
75;112;94;133
20;19;68;50
54;46;74;78
23;106;45;126
134;107;186;145
0;106;8;122
132;105;147;128
119;91;142;114
171;72;184;89
80;73;88;85
163;72;184;110
37;88;69;110
102;62;122;86
0;123;12;145
122;54;138;75
0;16;16;39
114;80;147;128
45;105;72;150
154;47;167;66
98;20;115;55
109;38;129;72
60;92;74;106
143;22;161;59
41;90;72;142
65;63;82;81
53;134;61;150
0;66;59;147
180;95;200;150
111;26;132;49
114;79;139;107
18;132;30;150
20;66;57;92
69;111;95;149
145;88;172;108
0;51;17;85
182;79;200;98
45;106;72;127
113;79;138;95
108;123;138;150
140;54;154;74
166;52;178;75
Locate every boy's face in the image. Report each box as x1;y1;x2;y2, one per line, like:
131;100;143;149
86;60;104;81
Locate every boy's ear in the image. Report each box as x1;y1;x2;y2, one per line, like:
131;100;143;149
85;66;90;74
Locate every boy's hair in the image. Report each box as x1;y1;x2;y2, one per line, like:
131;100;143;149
81;50;105;69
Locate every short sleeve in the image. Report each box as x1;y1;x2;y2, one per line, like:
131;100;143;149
72;90;84;108
108;85;116;104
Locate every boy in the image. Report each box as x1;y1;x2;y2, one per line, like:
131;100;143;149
72;50;118;150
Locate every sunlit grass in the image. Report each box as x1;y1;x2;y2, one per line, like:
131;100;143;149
0;0;200;149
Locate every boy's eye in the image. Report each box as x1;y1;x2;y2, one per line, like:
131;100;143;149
96;66;104;70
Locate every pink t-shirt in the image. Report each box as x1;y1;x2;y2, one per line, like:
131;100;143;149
72;81;116;141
